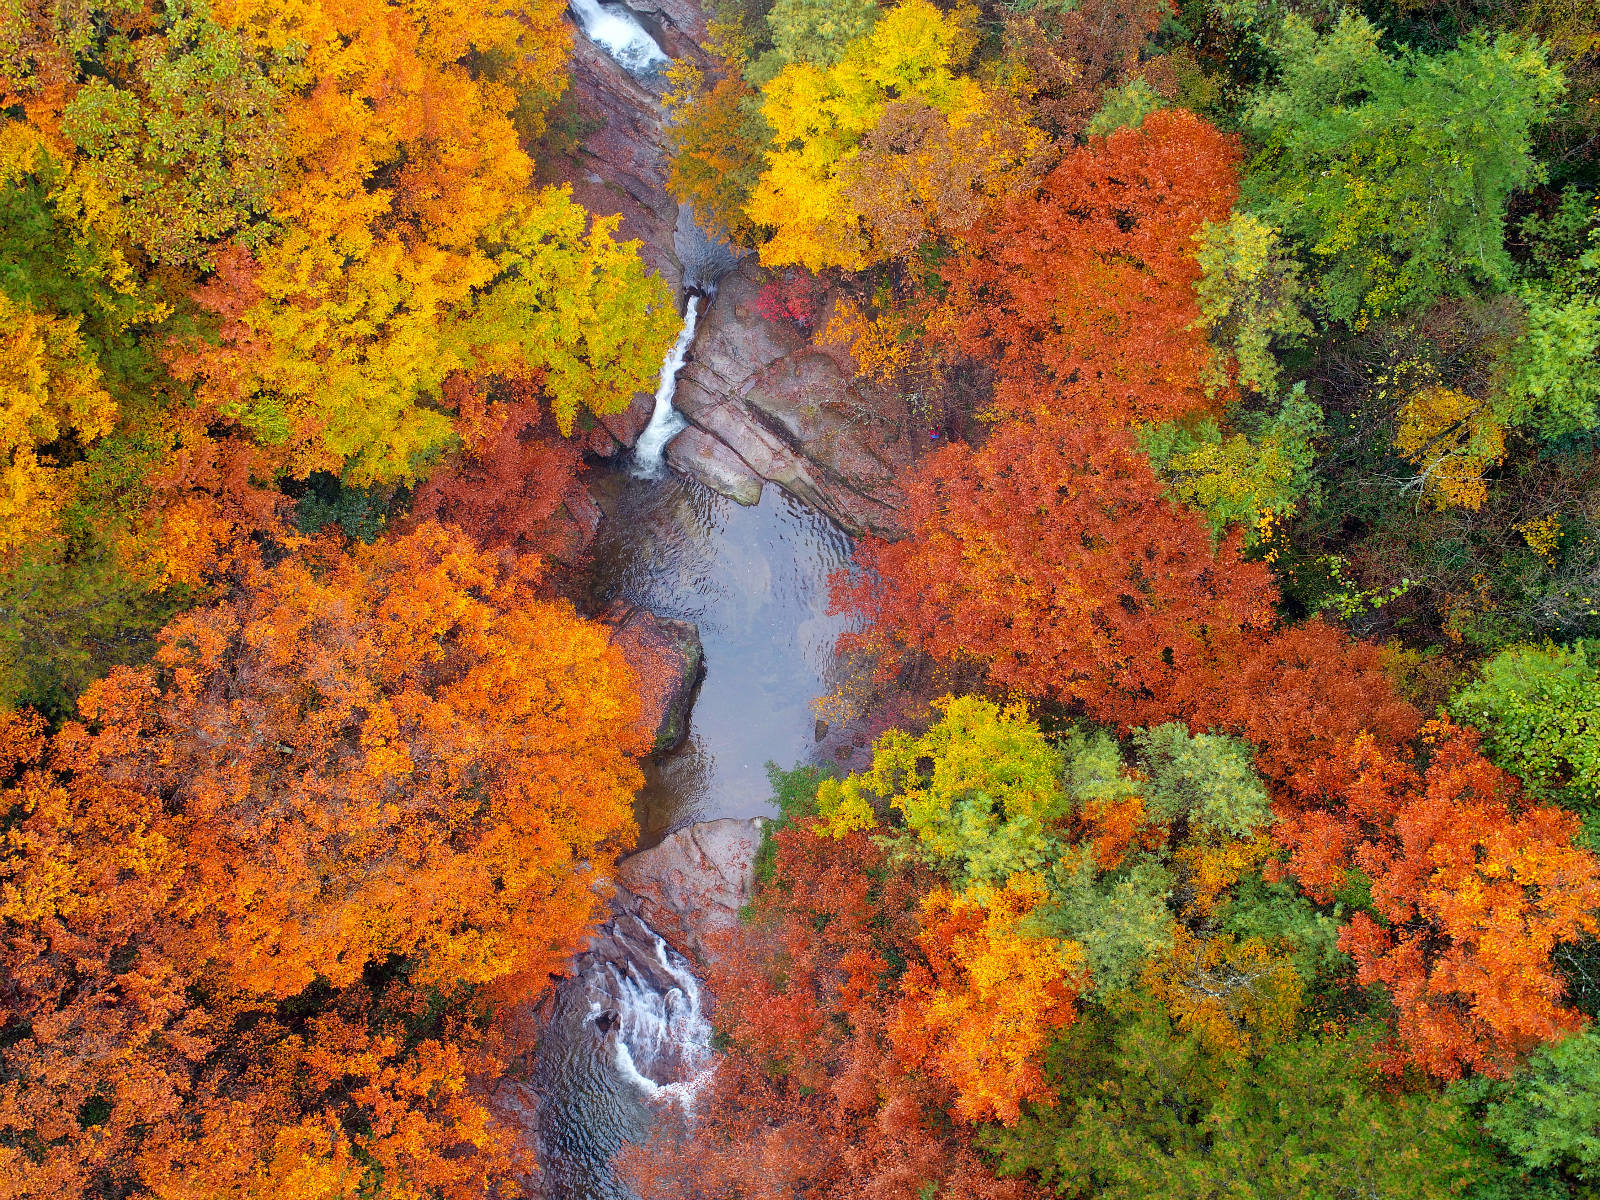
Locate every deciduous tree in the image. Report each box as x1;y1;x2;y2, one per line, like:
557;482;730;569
1243;12;1563;321
999;0;1174;141
410;389;589;566
1452;640;1600;839
834;416;1276;730
664;23;771;244
0;523;645;1196
1274;720;1600;1078
894;875;1087;1124
0;293;117;555
621;820;1037;1200
941;109;1239;425
746;0;1037;271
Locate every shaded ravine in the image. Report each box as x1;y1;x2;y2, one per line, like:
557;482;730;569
523;6;856;1197
527;441;854;1200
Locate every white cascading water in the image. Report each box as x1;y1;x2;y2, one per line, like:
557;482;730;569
631;294;701;477
567;0;669;74
600;937;715;1109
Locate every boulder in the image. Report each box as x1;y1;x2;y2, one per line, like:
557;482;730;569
665;426;764;505
614;817;765;963
603;604;704;752
597;389;656;451
562;488;604;541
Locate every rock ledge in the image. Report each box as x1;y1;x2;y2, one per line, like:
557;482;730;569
613;817;764;963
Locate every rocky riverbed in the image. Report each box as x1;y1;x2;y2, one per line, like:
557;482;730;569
501;5;915;1193
500;818;764;1199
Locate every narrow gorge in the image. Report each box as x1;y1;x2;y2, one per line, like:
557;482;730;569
514;5;898;1194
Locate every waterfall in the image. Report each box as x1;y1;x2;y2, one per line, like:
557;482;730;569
567;0;669;74
632;294;701;477
596;936;715;1109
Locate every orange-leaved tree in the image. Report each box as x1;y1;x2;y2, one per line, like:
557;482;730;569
1274;719;1600;1080
0;523;645;1197
0;0;675;714
1180;618;1426;799
940;108;1238;425
892;875;1087;1124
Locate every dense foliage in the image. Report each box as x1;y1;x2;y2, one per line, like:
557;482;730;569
0;0;676;718
0;526;646;1195
640;0;1600;1195
0;0;671;1193
6;0;1600;1193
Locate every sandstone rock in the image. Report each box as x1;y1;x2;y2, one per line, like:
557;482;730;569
626;0;708;52
536;489;607;568
673;379;798;479
585;424;622;457
603;604;704;752
560;15;701;294
673;264;905;534
665;426;764;505
563;488;604;541
614;817;765;963
744;352;898;486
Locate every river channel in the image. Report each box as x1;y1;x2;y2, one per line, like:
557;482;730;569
587;464;854;846
527;5;865;1194
533;388;856;1200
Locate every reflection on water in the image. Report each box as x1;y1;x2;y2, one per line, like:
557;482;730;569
586;463;854;841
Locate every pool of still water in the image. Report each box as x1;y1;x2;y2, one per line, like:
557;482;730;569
585;463;856;844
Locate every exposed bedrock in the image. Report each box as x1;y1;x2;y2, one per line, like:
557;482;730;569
561;10;904;536
613;816;764;964
601;602;705;753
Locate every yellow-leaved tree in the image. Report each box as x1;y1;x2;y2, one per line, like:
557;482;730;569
746;0;1038;270
1394;385;1507;511
0;295;117;555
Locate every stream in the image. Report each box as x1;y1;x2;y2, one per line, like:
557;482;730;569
530;914;715;1200
530;7;856;1195
588;465;853;846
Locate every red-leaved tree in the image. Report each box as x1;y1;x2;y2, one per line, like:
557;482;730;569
411;383;591;566
835;414;1277;730
618;823;1042;1200
940;109;1238;426
1274;720;1600;1079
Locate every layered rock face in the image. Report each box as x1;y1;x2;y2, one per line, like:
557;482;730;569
560;8;904;537
559;6;704;295
670;264;903;534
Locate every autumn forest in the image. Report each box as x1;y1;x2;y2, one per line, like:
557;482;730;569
2;0;1600;1194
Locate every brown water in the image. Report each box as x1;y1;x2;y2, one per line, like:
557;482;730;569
586;462;855;843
